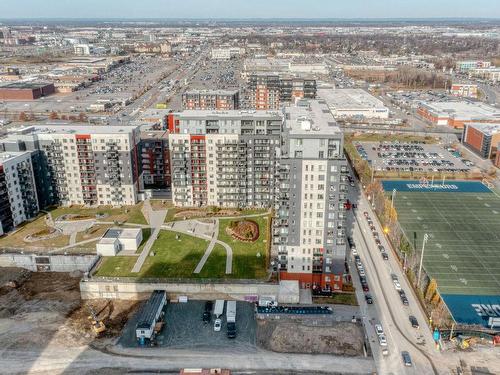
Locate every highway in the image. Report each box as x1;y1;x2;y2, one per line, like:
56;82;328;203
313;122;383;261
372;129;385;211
347;169;447;374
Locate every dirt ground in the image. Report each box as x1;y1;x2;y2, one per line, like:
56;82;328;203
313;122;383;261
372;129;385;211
256;319;364;356
0;268;139;350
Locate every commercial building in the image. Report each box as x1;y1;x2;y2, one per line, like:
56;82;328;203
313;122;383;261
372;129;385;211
450;83;478;99
211;47;244;60
0;152;39;235
182;90;239;110
469;67;500;83
0;81;55;100
245;73;316;110
139;131;171;189
168;110;282;208
242;58;329;78
455;60;491;73
462;123;500;160
417;101;500;129
274;100;348;290
0;124;142;207
318;88;389;120
74;44;93;55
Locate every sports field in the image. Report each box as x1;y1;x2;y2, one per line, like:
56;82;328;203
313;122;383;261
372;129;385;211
384;181;500;296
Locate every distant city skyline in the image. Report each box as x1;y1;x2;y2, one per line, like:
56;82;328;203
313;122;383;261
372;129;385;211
1;0;500;20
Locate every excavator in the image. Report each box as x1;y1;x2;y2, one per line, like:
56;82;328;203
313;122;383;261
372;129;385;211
88;306;106;336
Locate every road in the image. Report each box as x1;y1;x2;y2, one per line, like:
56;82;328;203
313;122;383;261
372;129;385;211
346;169;448;375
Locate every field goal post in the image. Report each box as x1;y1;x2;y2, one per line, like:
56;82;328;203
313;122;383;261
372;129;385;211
419;177;429;187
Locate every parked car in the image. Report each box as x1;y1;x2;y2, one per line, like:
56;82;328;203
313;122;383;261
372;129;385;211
358;268;366;277
362;282;369;292
401;295;409;306
381;252;389;260
409;315;419;328
402;351;412;367
213;318;222;331
378;334;388;346
378;245;385;252
352;247;358;255
394;280;402;291
365;294;373;304
375;324;384;336
363;211;369;217
227;322;236;339
203;301;213;324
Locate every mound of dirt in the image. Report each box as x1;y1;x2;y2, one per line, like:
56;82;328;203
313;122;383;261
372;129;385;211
257;320;364;356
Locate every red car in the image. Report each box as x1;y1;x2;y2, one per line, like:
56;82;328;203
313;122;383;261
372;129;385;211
362;283;369;292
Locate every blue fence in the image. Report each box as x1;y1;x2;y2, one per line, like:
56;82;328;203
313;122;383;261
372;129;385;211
381;180;492;193
441;294;500;327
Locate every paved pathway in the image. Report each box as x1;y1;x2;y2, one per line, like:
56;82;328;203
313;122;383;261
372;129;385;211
193;220;219;274
131;200;167;273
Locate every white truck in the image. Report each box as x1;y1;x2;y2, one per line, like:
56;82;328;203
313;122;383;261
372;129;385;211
214;300;225;318
258;296;277;308
226;301;236;323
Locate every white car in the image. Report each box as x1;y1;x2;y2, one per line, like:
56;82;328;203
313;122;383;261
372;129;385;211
393;280;402;291
352;247;358;255
359;268;366;277
378;334;388;346
214;318;222;332
374;324;384;336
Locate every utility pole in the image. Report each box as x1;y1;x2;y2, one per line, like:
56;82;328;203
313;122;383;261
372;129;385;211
417;233;429;289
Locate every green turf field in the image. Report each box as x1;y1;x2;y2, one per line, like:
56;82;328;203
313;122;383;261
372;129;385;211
393;191;500;295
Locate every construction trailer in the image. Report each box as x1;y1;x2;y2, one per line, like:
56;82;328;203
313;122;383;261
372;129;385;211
135;290;166;344
214;300;225;318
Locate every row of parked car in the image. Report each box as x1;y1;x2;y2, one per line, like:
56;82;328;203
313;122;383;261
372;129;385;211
348;236;374;305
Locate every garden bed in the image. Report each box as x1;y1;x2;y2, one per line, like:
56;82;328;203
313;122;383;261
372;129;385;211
226;219;259;242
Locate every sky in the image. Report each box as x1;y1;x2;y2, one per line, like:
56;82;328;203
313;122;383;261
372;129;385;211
0;0;499;20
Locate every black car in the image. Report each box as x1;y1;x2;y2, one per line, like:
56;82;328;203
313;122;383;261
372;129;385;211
402;351;412;367
365;294;373;304
400;295;409;306
227;322;236;338
347;236;354;247
398;290;406;298
381;252;389;260
203;301;213;324
409;315;419;328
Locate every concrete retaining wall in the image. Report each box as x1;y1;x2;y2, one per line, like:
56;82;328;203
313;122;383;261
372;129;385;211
79;278;295;302
0;253;99;272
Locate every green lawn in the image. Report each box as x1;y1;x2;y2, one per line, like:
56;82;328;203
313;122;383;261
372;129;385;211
165;207;267;222
49;203;147;225
196;244;227;278
216;215;269;279
95;230;210;278
313;293;359;306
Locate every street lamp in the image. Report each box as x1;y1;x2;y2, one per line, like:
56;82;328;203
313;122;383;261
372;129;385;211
417;233;429;289
391;188;397;209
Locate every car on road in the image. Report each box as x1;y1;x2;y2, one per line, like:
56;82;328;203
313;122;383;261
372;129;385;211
400;295;409;305
378;245;385;252
402;351;412;366
361;282;369;292
352;247;358;255
358;268;366;277
363;211;369;217
365;294;373;304
213;318;222;331
347;236;354;247
409;315;419;328
350;181;355;187
381;252;389;260
378;334;388;346
375;238;381;245
374;324;384;336
393;280;402;291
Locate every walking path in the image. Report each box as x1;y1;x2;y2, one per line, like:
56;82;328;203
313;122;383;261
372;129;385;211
193;220;219;273
131;200;167;273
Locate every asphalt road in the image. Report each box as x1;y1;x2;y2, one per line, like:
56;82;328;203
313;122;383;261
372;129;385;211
346;167;449;375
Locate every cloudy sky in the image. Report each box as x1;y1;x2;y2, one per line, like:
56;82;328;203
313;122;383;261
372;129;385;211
1;0;499;19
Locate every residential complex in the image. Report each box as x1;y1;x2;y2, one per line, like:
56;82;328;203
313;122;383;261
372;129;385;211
450;83;478;99
245;73;316;110
0;124;142;208
167;109;282;207
417;101;500;128
0;152;39;235
462;123;500;160
274;100;348;290
455;60;491;73
318;88;389;119
182;90;239;110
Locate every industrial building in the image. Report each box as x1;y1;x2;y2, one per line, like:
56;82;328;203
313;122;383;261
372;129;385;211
318;88;389;120
274;100;348;290
182;90;239;110
211;47;244;60
139;131;171;189
0;81;55;100
168;109;282;207
417;101;500;129
0;124;143;207
462;123;500;160
245;73;316;110
0;152;39;235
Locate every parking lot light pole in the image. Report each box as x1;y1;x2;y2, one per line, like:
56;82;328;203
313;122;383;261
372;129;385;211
417;233;429;289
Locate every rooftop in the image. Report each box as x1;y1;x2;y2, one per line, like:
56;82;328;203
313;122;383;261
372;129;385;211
11;123;139;135
0;151;29;163
467;122;500;136
136;290;166;329
284;99;341;135
183;89;239;96
103;227;142;240
420;100;500;120
176;109;282;119
0;81;53;90
318;88;387;110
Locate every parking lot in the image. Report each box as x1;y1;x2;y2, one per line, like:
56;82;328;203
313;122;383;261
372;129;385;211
119;300;257;351
356;141;471;173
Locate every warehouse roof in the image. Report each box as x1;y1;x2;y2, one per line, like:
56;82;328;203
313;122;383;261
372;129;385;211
0;81;53;90
420;101;500;120
318;88;387;110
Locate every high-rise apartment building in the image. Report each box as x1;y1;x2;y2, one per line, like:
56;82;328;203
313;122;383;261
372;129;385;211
274;100;348;290
168;110;282;207
0;152;39;234
0;125;142;207
245;73;316;110
182;90;239;110
139;130;171;189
